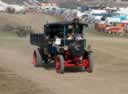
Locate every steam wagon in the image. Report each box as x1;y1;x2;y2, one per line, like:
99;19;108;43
30;19;94;73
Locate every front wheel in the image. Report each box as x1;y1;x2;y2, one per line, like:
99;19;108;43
87;52;94;73
55;55;64;74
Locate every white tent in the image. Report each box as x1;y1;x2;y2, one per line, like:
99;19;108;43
89;9;107;22
0;0;8;7
90;9;107;15
106;17;121;25
8;5;27;13
116;8;128;15
0;0;27;13
0;6;6;12
0;0;9;12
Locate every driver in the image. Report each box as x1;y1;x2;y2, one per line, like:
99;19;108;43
67;32;73;40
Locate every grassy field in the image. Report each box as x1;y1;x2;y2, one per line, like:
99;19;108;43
2;0;23;4
0;31;17;37
0;13;61;33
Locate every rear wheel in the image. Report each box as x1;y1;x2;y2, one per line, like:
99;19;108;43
87;52;94;73
55;55;64;74
33;48;45;67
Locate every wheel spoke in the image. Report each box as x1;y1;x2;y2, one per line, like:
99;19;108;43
55;55;64;74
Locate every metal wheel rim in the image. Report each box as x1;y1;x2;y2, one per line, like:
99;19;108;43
33;53;37;65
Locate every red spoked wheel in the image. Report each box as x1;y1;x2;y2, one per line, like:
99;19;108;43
33;48;44;67
55;55;64;74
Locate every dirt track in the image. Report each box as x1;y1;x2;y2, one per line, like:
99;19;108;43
0;14;128;94
0;32;128;94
